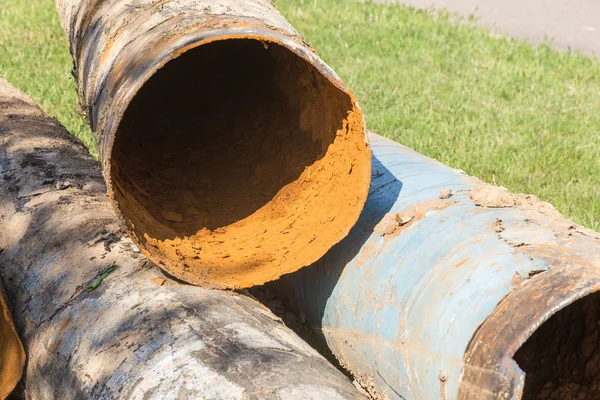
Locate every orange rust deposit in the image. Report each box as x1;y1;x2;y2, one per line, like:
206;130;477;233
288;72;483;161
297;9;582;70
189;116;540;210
110;38;371;289
0;288;25;399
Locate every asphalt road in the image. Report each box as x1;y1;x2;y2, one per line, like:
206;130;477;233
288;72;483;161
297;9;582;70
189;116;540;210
380;0;600;57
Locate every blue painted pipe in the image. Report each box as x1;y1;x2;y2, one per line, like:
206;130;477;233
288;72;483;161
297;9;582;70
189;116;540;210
274;132;600;399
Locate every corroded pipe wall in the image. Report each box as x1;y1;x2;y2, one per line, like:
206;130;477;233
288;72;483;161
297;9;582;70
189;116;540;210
55;0;371;289
274;133;600;400
0;77;366;399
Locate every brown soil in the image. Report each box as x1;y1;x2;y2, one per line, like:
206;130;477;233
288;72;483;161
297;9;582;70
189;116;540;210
469;180;600;240
374;198;455;237
110;38;371;289
515;292;600;400
469;181;561;217
439;188;452;199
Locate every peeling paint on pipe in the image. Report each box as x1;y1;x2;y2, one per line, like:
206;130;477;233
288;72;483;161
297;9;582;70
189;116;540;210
54;0;371;289
273;132;600;399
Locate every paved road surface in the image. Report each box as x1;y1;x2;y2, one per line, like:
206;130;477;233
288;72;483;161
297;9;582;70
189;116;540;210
380;0;600;57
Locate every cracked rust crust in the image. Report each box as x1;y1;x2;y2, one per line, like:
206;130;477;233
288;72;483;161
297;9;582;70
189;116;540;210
55;0;371;289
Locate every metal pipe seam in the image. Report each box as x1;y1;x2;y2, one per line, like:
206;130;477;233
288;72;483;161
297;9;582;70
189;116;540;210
273;132;600;400
55;0;371;289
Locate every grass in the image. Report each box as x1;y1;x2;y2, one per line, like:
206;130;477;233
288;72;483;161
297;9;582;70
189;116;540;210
278;0;600;230
1;0;599;230
0;0;95;154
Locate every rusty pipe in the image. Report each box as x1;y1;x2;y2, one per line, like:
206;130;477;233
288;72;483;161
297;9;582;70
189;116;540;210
54;0;371;289
0;76;367;400
271;132;600;400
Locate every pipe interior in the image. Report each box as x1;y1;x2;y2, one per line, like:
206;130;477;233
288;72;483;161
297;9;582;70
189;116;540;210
514;292;600;400
110;38;367;286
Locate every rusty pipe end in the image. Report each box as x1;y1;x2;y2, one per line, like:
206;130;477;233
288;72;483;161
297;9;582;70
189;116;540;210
459;260;600;400
103;29;370;289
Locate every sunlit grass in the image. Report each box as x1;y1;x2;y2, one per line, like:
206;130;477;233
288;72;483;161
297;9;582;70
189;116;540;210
0;0;95;154
277;0;600;230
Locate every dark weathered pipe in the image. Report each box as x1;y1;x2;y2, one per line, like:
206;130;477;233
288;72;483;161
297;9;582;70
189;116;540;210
54;0;371;289
0;78;367;399
271;133;600;400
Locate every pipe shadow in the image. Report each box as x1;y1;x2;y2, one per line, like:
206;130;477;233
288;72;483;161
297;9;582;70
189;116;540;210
262;154;403;329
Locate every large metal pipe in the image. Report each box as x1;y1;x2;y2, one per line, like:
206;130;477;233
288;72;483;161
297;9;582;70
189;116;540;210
272;132;600;400
54;0;371;289
0;76;366;399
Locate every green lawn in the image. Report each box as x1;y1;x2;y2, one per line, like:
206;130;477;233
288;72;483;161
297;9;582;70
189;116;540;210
1;0;599;230
0;0;94;153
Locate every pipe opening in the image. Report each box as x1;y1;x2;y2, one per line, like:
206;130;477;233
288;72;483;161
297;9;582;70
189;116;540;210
110;38;369;288
514;292;600;400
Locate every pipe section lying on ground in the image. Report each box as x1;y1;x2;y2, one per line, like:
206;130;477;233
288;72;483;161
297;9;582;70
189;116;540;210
272;132;600;400
0;78;366;399
0;288;24;400
54;0;371;289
